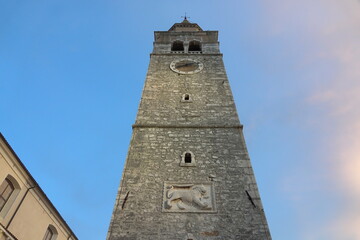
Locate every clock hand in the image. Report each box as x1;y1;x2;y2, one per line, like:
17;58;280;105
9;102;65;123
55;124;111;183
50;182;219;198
177;63;196;68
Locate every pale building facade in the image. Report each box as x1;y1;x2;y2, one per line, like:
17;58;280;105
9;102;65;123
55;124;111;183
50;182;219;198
0;133;77;240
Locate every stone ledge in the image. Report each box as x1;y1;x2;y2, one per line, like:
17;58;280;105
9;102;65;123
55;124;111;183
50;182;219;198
132;124;243;129
150;53;223;56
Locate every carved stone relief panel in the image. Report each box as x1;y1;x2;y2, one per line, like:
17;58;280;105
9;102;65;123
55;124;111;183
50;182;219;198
162;182;216;213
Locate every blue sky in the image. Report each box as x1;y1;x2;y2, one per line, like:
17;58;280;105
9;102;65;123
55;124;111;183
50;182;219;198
1;1;360;239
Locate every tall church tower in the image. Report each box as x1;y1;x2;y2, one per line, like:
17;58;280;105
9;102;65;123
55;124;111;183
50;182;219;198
107;19;271;240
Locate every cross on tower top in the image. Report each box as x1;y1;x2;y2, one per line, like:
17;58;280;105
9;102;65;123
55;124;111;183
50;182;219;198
181;13;190;22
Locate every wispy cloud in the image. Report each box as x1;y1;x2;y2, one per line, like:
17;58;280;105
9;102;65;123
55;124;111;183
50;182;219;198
262;0;360;239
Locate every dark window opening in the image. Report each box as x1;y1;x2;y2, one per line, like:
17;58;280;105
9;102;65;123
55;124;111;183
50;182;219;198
184;94;190;101
188;41;201;52
43;228;54;240
171;41;184;51
0;178;15;212
185;153;192;163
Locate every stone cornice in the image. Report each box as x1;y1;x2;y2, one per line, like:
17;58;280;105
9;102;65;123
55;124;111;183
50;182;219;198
132;124;243;129
150;53;223;57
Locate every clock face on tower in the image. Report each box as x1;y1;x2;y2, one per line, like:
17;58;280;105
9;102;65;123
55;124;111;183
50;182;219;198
170;59;204;74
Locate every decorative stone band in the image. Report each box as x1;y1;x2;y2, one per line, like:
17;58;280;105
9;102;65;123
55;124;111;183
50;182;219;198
150;53;223;56
132;124;243;129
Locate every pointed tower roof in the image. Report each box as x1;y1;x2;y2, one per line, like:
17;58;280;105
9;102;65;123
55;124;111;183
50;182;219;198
168;18;203;32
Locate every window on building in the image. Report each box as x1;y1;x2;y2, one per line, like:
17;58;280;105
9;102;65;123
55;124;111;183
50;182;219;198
180;151;196;167
188;40;201;52
43;228;54;240
43;225;58;240
0;178;15;212
0;176;20;217
171;41;184;52
181;94;192;103
185;153;192;163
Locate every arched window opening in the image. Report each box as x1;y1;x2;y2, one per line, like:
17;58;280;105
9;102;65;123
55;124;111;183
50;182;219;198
171;41;184;52
185;153;192;163
181;94;192;103
43;225;58;240
0;178;15;212
43;228;54;240
188;41;201;52
180;151;196;167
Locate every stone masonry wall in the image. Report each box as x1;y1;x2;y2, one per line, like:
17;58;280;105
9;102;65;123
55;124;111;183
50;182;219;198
107;51;271;240
135;55;239;126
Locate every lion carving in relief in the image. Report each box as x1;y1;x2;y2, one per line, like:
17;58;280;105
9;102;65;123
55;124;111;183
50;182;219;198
164;184;211;210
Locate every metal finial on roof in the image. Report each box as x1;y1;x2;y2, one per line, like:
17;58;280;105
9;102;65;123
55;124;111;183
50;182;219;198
181;12;190;21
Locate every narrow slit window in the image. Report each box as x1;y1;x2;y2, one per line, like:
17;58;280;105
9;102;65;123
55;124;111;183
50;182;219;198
184;94;190;101
185;153;192;163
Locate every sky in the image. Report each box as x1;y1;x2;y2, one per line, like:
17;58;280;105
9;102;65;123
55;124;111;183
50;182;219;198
1;0;360;239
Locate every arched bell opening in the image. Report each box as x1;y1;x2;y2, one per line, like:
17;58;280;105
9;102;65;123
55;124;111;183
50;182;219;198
171;40;184;52
188;40;202;52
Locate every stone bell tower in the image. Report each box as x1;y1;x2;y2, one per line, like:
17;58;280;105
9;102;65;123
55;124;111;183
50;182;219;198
107;18;271;240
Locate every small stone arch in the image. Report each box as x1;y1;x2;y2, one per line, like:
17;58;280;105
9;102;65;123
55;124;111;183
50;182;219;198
180;151;196;167
181;93;192;102
3;174;20;190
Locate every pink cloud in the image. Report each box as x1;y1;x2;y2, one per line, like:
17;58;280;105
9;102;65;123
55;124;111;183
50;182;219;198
261;0;360;238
